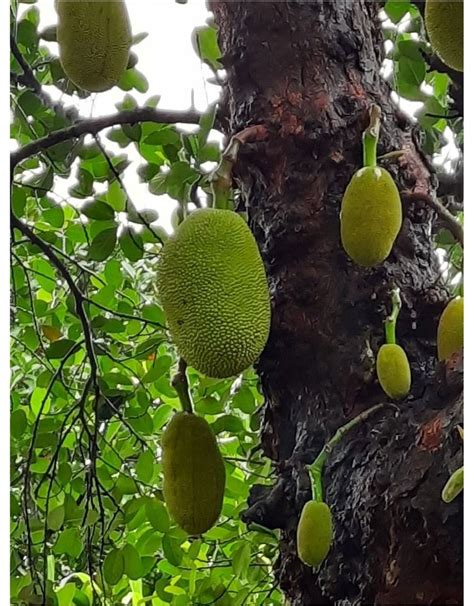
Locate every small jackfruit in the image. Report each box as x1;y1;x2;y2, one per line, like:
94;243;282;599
441;466;464;503
162;412;225;535
157;208;271;378
340;167;402;267
56;0;132;92
437;297;463;361
376;343;411;399
297;501;333;568
425;0;463;72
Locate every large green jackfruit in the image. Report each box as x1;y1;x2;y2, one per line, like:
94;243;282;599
157;208;271;378
376;343;411;400
425;1;463;72
297;501;333;568
162;412;225;535
437;297;463;361
340;167;402;267
56;0;132;92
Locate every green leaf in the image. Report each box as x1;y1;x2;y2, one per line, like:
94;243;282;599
54;528;83;558
119;227;144;262
81;199;116;221
136;450;154;483
47;505;65;531
162;536;183;566
192;25;222;70
103;548;125;585
107;180;127;211
211;414;244;435
88;228;117;261
46;339;77;360
145;498;170;532
384;0;410;24
232;386;256;414
11;408;28;439
122;544;143;580
232;543;251;579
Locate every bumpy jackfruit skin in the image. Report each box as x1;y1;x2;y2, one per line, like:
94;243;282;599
376;343;411;400
437;297;464;361
297;501;333;568
56;0;131;92
162;412;225;535
340;167;402;267
425;0;463;72
157;208;271;378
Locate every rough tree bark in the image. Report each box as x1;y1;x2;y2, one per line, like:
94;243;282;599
211;2;463;605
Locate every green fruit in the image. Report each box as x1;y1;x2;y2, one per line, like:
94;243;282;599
376;343;411;400
297;501;333;568
437;297;464;361
56;0;132;92
425;1;463;72
340;166;402;267
157;208;271;378
441;466;464;503
162;412;225;535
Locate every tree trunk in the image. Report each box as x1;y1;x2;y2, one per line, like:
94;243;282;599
211;2;463;604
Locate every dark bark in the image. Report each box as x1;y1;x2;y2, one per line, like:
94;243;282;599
211;2;463;605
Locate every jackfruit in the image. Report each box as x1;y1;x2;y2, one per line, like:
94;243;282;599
162;412;225;535
437;297;463;361
56;0;132;92
157;208;271;378
376;343;411;399
441;466;464;503
425;0;463;72
340;167;402;267
297;501;333;568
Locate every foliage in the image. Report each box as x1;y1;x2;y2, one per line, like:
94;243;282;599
10;1;463;605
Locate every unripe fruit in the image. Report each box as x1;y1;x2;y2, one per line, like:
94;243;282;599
340;166;402;267
425;0;463;72
157;208;271;378
376;343;411;399
297;501;333;568
437;297;463;361
56;0;132;92
162;412;225;535
441;466;463;503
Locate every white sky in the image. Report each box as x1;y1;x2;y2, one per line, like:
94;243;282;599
22;0;222;232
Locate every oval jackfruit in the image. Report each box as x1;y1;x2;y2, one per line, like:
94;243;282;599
437;297;464;361
297;501;333;568
340;167;402;267
376;343;411;399
56;0;131;92
425;0;463;72
157;208;271;378
162;412;225;535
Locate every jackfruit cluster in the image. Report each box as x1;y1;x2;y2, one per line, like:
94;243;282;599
157;208;271;378
425;0;463;72
340;166;402;267
376;343;411;400
297;501;333;568
162;412;225;535
56;0;132;92
437;297;464;361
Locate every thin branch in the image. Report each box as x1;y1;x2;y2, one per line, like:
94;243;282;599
402;191;464;246
10;215;99;383
11;107;202;170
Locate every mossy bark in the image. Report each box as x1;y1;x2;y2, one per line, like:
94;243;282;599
211;2;463;604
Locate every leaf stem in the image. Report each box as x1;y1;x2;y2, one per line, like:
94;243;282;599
384;287;401;345
172;358;193;413
363;105;381;168
309;403;389;502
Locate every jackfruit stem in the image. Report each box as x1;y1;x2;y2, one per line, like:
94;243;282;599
172;358;193;414
308;402;389;503
211;137;240;210
362;105;381;168
384;287;401;345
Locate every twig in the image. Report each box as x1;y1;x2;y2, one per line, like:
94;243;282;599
402;191;464;246
11;107;201;170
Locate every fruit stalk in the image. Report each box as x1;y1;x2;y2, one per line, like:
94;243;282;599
171;358;193;413
384;286;401;345
309;403;388;502
362;105;381;168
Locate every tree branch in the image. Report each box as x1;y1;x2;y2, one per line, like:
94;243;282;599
402;191;464;246
11;107;202;170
